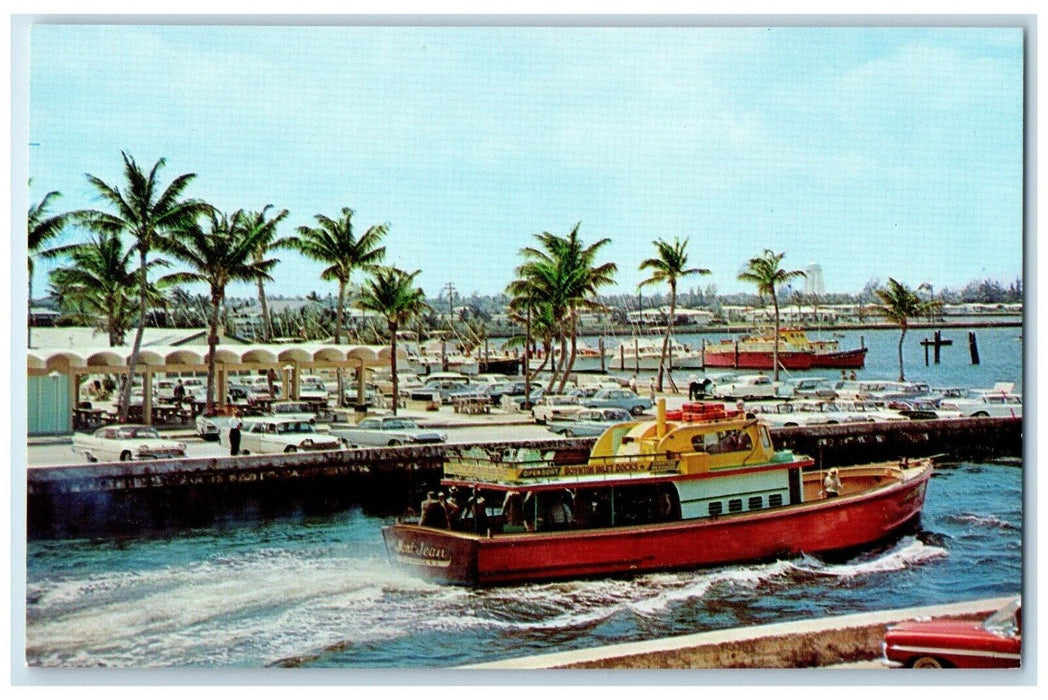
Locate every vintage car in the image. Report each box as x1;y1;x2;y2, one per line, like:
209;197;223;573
297;376;330;403
329;416;447;447
195;412;240;441
267;401;319;423
72;424;187;462
530;395;583;424
546;407;633;437
882;597;1021;669
711;374;789;400
582;388;651;416
220;418;343;455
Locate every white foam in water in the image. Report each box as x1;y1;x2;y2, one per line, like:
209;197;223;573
795;537;948;579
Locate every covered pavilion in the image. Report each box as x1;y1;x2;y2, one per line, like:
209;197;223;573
26;341;404;432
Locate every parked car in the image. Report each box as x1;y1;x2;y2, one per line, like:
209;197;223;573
267;401;319;423
712;374;788;400
329;416;447;447
780;377;838;399
195;412;240;441
409;372;471;404
882;597;1021;669
938;393;1022;418
220;418;342;455
72;424;187;462
298;376;329;404
181;377;206;403
547;408;633;437
484;381;528;404
531;395;583;424
583;388;651;416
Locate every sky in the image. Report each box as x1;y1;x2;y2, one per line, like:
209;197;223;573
22;22;1025;302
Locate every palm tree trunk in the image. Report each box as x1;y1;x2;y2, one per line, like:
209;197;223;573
120;248;149;422
771;292;781;382
523;305;532;409
256;275;271;342
206;288;222;413
557;312;579;394
389;321;399;416
335;280;346;344
897;324;907;382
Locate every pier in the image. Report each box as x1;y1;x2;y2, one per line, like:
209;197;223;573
27;418;1021;538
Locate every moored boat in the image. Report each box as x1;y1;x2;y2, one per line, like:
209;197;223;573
703;328;867;370
382;400;932;586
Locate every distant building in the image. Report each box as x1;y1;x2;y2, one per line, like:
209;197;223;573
804;264;825;297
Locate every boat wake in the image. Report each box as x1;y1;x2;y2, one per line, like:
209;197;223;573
941;513;1019;531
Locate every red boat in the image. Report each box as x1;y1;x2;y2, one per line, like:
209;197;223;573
382;400;932;586
703;328;868;370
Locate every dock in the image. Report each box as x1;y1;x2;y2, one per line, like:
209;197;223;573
27;418;1021;538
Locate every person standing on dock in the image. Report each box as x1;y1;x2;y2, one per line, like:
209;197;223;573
229;409;242;456
173;379;186;410
648;376;656;403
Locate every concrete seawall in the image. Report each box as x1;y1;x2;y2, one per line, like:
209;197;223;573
462;596;1017;669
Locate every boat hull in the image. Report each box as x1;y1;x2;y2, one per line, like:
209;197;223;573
382;463;930;586
703;347;868;370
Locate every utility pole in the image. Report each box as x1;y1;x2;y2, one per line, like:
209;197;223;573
444;282;457;321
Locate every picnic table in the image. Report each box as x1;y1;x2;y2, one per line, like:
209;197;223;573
452;396;491;415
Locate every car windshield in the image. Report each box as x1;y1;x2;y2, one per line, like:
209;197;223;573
383;419;418;429
983;599;1020;636
114;427;161;439
277;422;314;434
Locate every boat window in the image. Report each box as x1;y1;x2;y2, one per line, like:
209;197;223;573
769;493;784;507
708;502;723;516
728;498;743;513
748;496;763;510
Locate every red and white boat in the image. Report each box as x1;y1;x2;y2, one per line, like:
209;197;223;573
382;400;932;586
703;328;868;370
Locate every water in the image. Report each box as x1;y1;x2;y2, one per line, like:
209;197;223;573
589;325;1024;392
24;459;1022;668
23;326;1024;668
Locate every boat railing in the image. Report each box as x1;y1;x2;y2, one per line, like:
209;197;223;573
444;448;683;483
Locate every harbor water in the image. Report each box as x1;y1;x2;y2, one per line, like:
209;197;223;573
23;327;1025;668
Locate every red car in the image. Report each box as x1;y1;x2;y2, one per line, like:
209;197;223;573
882;597;1022;668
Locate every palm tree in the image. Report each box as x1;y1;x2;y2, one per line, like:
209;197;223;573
737;249;806;381
357;267;428;416
638;237;710;391
47;232;170;346
163;209;277;412
28;188;71;348
874;278;941;381
515;223;616;393
78;152;207;421
288;207;387;344
241;205;291;341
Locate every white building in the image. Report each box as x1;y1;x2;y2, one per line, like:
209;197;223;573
804;264;825;297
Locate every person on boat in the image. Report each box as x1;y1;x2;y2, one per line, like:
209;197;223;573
419;491;449;528
823;468;843;498
502;491;524;531
467;494;488;534
440;491;461;529
548;492;574;530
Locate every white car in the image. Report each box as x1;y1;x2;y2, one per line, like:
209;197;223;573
268;401;319;423
712;374;789;400
221;418;343;455
330;416;447;447
195;412;240;441
297;376;329;404
939;393;1022;418
72;424;187;462
531;395;583;424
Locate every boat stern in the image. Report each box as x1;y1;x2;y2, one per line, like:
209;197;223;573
382;523;481;585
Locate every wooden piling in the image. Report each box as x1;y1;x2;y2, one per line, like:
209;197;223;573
969;332;981;364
